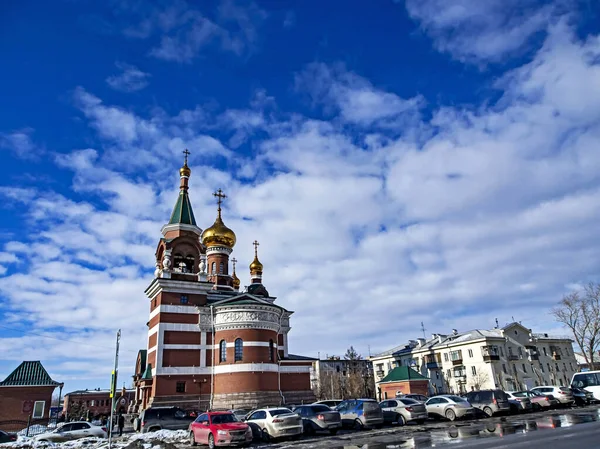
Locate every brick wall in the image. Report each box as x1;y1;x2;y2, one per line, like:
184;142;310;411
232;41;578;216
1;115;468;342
380;380;429;399
0;386;55;422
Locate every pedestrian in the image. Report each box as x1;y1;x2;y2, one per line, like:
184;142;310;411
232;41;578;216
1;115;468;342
118;414;125;437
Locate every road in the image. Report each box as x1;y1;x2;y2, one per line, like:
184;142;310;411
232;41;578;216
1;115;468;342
255;405;600;448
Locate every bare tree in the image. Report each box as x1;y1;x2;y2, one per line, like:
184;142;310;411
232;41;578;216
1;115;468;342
552;283;600;370
468;371;491;391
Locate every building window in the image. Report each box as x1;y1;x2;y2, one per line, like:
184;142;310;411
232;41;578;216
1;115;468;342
212;262;216;274
513;365;517;375
468;349;473;358
563;363;567;371
269;339;275;362
543;347;547;356
32;401;45;418
219;262;224;274
436;371;439;379
508;347;513;356
570;362;573;371
556;363;560;372
499;347;504;357
446;369;452;379
444;353;448;362
219;340;227;362
471;366;476;375
152;299;157;308
502;364;507;374
176;382;186;393
540;363;544;372
565;348;570;356
547;363;551;372
90;400;95;407
235;338;243;361
180;295;188;304
522;363;527;373
518;347;523;357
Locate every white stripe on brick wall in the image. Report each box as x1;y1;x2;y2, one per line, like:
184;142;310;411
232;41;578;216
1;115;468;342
153;363;312;376
149;304;199;321
162;344;203;350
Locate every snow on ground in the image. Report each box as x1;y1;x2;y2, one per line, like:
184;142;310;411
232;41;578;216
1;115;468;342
0;430;189;449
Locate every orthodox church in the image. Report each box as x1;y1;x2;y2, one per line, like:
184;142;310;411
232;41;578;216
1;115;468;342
131;152;315;411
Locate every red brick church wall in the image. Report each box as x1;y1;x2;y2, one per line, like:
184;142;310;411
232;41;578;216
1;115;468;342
0;386;55;421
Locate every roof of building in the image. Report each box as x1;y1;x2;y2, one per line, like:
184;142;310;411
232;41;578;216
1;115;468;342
284;354;317;361
169;190;196;225
372;343;416;359
65;388;135;396
142;363;153;380
138;350;147;373
0;361;61;387
380;366;429;383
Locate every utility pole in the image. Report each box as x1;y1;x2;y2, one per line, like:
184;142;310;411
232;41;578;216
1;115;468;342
108;329;121;449
421;322;426;340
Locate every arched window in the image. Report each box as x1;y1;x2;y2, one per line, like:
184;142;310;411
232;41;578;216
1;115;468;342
235;338;243;362
219;340;227;362
219;262;224;274
269;339;274;362
212;262;216;274
173;253;185;272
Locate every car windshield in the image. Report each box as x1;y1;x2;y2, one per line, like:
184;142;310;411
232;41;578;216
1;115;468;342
447;396;468;403
572;372;600;388
311;405;330;413
269;409;292;416
211;414;238;424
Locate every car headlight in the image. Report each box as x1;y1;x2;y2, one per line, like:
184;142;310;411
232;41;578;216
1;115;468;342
217;430;228;435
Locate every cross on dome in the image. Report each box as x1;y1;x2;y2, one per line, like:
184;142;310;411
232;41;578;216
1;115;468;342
253;240;259;256
182;148;190;165
213;188;227;211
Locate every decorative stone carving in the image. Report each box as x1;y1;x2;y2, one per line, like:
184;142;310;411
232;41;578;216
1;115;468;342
215;310;279;325
162;254;171;271
199;313;212;326
154;263;161;278
199;257;206;274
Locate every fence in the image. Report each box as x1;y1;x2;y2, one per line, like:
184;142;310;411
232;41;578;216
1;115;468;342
0;417;58;437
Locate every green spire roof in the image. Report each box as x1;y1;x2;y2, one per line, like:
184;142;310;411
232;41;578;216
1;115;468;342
169;190;196;225
0;361;61;387
142;363;153;380
380;366;429;383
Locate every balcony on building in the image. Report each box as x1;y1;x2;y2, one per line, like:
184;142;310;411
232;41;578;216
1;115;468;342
525;346;540;361
453;366;466;378
552;352;562;361
481;345;500;362
550;346;562;360
425;354;441;370
508;354;520;361
450;350;463;366
376;368;385;378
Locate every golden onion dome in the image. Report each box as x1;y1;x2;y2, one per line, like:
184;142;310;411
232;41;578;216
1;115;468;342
201;214;236;248
232;271;240;289
179;163;191;178
249;255;263;272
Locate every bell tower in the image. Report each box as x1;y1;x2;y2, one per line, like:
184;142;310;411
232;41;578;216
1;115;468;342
201;189;236;290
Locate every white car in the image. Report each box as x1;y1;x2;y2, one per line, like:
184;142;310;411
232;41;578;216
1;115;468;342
424;395;474;421
34;422;107;442
244;407;303;441
531;386;574;405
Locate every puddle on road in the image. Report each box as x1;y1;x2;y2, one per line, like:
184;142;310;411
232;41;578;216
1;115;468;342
323;408;600;449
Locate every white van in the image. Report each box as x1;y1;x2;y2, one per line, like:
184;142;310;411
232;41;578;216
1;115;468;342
571;371;600;400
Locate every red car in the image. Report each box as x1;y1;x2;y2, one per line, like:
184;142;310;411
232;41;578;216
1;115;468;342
189;411;252;448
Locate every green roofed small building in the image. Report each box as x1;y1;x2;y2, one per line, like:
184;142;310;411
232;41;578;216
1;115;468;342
0;361;62;422
377;366;430;400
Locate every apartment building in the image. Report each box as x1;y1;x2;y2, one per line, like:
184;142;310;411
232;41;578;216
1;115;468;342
370;322;577;399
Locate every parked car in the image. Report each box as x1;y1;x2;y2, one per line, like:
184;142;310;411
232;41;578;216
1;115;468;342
379;397;428;425
508;391;557;410
244;407;302;441
424;395;474;421
531;386;574;406
230;409;252;421
189;411;252;448
335;399;384;430
293;404;342;435
464;390;511;416
313;400;343;409
0;430;17;443
33;422;107;442
505;392;533;413
137;406;196;433
398;394;428;403
571;387;594;406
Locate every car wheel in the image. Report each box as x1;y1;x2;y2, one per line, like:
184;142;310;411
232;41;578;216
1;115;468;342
330;429;338;435
189;432;197;447
353;419;364;431
445;409;456;421
261;428;271;442
208;434;215;449
303;422;315;435
396;414;406;426
483;407;493;417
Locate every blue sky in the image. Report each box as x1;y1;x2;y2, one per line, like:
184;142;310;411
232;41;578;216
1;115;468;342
1;0;600;393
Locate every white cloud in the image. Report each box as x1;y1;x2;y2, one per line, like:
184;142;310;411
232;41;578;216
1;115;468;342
296;63;424;126
404;0;560;63
0;128;43;160
106;62;151;92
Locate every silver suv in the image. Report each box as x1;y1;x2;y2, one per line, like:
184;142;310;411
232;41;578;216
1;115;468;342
136;406;195;433
464;390;511;416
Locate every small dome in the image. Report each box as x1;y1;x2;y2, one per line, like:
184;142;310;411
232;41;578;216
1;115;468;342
201;215;236;248
232;271;240;289
180;163;191;178
249;255;263;273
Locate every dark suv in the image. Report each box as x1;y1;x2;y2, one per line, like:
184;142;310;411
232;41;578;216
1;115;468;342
135;406;195;433
464;390;510;416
